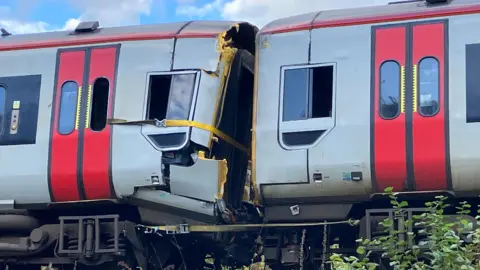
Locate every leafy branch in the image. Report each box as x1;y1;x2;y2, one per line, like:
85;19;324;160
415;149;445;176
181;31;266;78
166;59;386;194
329;188;480;270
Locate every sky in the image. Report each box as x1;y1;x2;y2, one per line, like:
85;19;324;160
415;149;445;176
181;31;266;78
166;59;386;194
0;0;392;35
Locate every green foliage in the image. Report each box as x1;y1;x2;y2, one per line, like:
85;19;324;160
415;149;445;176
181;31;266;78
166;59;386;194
329;187;480;270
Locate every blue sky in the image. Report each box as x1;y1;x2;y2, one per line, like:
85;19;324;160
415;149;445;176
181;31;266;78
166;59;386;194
0;0;228;34
0;0;388;34
27;0;222;27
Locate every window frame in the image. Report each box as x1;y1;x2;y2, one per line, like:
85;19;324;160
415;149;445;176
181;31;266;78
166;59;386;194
378;60;402;120
141;70;201;152
57;80;79;135
88;76;111;132
144;70;201;122
417;56;440;117
466;43;480;123
278;62;337;150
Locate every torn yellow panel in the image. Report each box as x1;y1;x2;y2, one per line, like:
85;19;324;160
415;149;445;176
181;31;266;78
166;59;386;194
216;158;228;199
199;24;240;153
193;152;228;200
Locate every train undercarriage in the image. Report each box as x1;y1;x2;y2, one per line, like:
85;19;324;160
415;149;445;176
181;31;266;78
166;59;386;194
0;192;477;270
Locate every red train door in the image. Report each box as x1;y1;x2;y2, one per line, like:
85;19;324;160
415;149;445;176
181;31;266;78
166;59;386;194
48;45;120;202
410;21;450;191
371;20;451;193
371;25;408;192
48;49;87;202
82;46;119;200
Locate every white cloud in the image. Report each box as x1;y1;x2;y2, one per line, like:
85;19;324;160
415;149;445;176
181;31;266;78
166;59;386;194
61;18;81;31
176;0;224;17
0;3;49;34
0;19;49;34
0;11;50;34
177;0;392;28
66;0;153;28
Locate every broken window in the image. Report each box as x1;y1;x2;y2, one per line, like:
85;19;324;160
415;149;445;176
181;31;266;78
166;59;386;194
282;65;334;122
0;85;5;135
58;81;78;135
379;61;400;119
146;73;196;121
418;57;439;117
90;78;110;131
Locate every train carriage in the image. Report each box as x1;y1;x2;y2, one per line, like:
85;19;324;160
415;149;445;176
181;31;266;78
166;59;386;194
0;20;258;269
254;0;480;217
252;0;480;267
2;0;480;268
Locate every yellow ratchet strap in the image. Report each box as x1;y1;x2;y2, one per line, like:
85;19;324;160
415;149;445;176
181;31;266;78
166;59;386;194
140;219;359;234
107;118;249;154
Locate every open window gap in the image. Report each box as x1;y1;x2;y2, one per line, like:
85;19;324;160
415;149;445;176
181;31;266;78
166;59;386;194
90;78;110;131
147;75;172;121
310;65;334;118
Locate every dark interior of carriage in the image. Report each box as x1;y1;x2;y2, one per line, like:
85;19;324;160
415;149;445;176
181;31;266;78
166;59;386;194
90;78;110;131
311;65;334;118
146;75;171;121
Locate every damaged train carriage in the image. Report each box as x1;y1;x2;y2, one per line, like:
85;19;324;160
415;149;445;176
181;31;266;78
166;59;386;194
0;20;257;268
111;22;258;226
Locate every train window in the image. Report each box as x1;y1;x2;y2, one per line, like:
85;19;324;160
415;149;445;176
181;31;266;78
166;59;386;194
58;81;78;135
282;65;334;122
379;61;400;119
0;85;5;135
466;43;480;123
90;78;110;131
147;73;196;121
283;68;308;121
418;57;439;117
166;73;196;120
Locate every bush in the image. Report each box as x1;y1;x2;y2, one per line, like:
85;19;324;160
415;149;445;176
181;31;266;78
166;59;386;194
329;187;480;270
